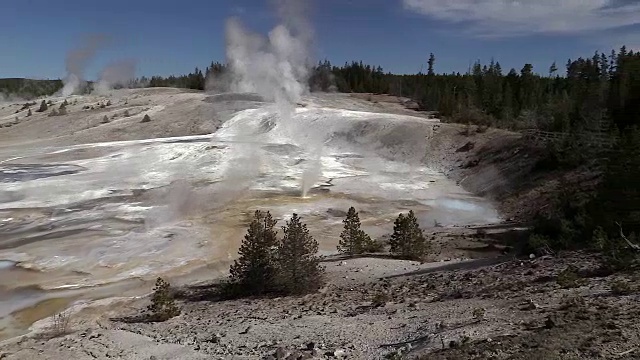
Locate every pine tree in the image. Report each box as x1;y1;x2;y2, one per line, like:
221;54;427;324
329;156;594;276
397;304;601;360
389;210;428;260
338;207;375;255
427;53;436;76
276;213;324;294
594;129;640;236
228;210;279;296
147;277;180;321
549;62;558;77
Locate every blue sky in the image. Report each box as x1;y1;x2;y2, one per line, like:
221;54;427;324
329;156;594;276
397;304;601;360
1;0;639;79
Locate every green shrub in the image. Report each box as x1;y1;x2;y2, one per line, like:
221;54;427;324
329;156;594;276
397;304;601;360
472;307;485;321
557;266;584;289
592;226;639;271
276;214;325;294
389;210;429;260
362;238;385;253
147;277;180;321
610;279;633;295
371;291;391;307
337;207;377;255
228;210;279;296
559;292;586;310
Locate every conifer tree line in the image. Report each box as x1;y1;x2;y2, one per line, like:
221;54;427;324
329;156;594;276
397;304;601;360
0;79;63;100
147;208;427;321
309;46;640;133
135;62;226;90
134;46;639;136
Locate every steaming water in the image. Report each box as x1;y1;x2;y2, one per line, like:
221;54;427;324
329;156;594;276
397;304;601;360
0;99;500;339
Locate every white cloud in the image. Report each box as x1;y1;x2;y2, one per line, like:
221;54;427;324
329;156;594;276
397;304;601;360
403;0;640;37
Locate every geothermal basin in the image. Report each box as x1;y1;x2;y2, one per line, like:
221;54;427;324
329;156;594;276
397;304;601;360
0;91;499;339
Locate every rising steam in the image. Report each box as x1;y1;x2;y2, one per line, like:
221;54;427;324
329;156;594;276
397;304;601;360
60;35;137;95
223;0;322;197
94;59;137;94
61;35;108;96
225;0;313;112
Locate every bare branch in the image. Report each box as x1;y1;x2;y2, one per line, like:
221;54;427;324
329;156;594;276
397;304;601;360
616;222;640;252
614;347;636;357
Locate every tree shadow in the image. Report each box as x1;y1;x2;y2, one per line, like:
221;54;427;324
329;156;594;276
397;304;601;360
111;312;180;324
110;313;156;324
172;282;229;303
384;255;512;279
319;253;406;263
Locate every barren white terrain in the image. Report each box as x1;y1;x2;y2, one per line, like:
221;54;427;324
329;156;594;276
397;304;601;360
0;88;501;358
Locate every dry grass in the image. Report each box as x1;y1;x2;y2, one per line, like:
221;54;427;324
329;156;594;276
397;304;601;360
49;311;71;338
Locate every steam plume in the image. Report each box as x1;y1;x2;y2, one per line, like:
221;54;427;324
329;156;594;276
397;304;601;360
222;0;322;197
61;35;108;96
225;0;313;109
94;59;137;94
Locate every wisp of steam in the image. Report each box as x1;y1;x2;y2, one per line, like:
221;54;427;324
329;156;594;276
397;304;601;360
94;59;137;94
60;35;136;96
223;0;322;197
61;35;108;96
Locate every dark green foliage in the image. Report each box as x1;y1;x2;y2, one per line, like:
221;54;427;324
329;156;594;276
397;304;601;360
610;279;633;295
529;126;640;270
427;53;436;76
147;277;180;321
556;266;584;288
371;291;391;307
276;213;324;294
144;64;224;90
592;226;639;271
530;184;594;250
593;129;640;235
228;210;279;296
389;210;428;260
362;238;385;253
302;47;640;137
337;207;377;255
0;78;63;99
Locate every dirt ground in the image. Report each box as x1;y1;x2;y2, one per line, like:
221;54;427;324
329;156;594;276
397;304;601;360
3;249;638;359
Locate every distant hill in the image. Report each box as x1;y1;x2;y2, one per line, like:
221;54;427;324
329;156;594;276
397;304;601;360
0;78;63;99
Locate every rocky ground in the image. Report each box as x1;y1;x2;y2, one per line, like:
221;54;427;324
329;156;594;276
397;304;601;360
106;252;640;360
2;246;638;359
